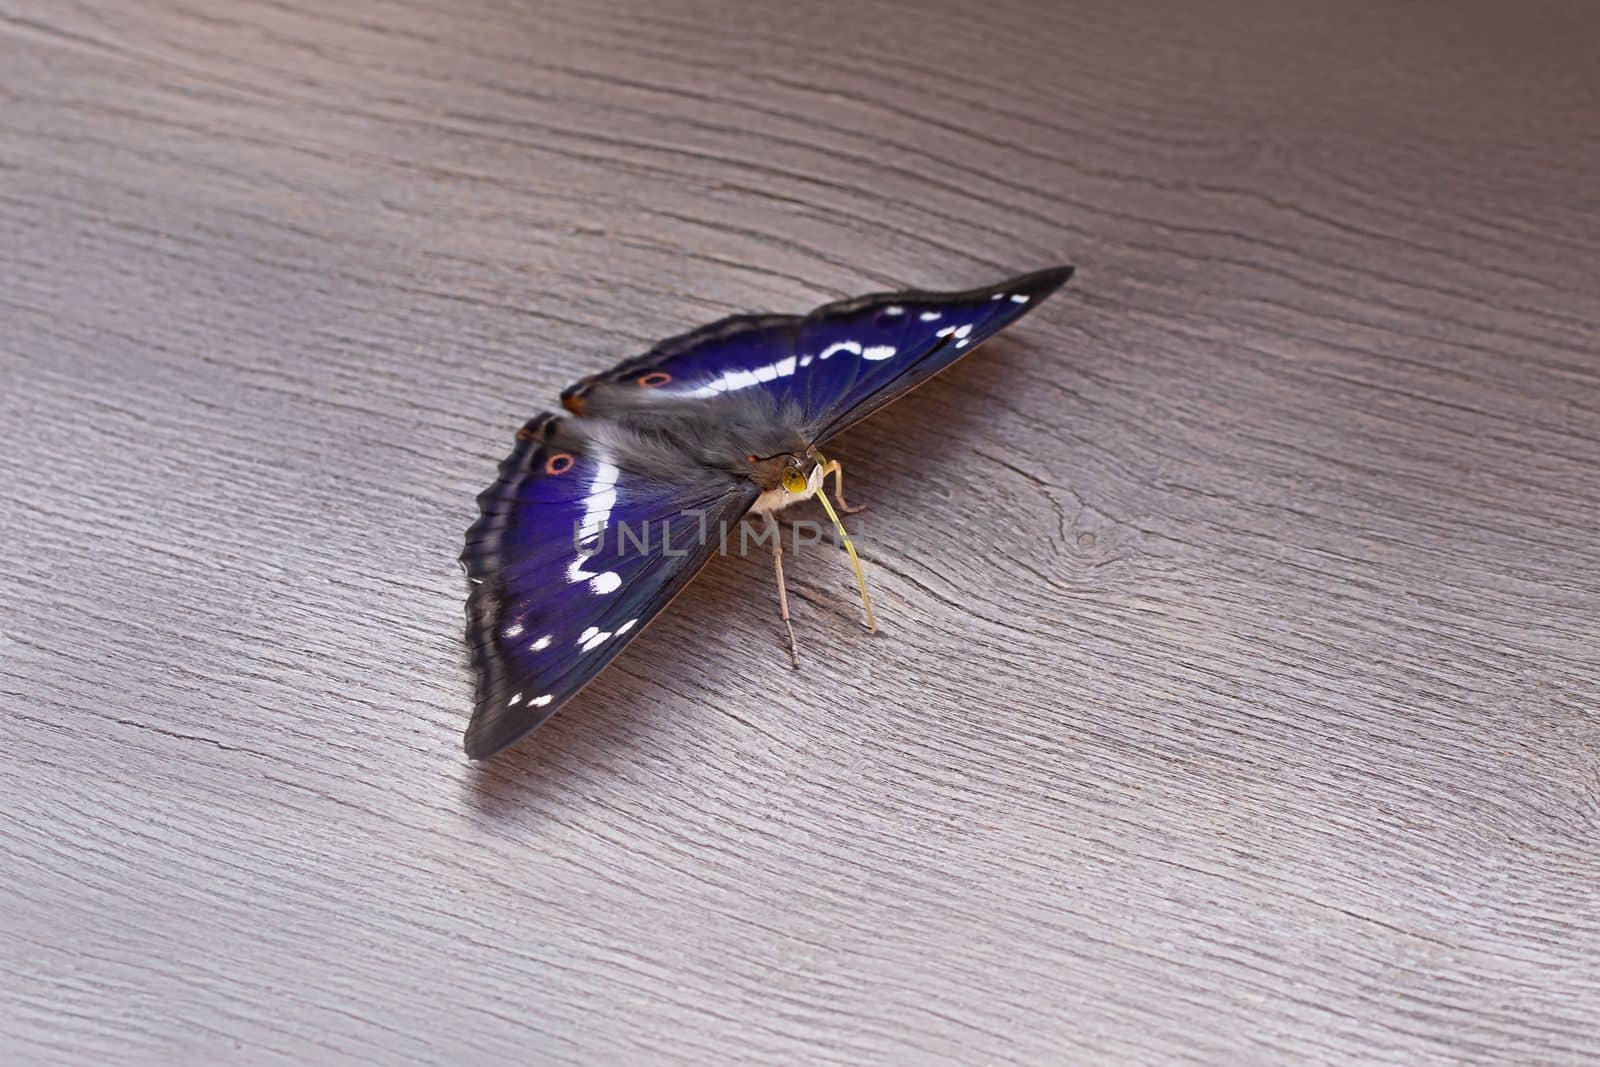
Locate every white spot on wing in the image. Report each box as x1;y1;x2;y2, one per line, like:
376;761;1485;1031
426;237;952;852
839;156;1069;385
919;310;942;322
936;325;956;338
572;461;619;549
509;693;523;706
819;341;862;361
616;618;638;635
884;305;904;316
862;345;896;361
954;324;973;339
581;630;611;652
679;354;801;399
590;571;622;595
504;623;524;638
1010;293;1030;303
568;462;623;594
530;694;553;708
530;634;552;652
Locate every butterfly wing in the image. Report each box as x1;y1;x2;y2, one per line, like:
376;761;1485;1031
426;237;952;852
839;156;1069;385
561;266;1073;445
461;413;758;759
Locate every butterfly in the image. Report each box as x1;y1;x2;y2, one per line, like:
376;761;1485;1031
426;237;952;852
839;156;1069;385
461;266;1074;758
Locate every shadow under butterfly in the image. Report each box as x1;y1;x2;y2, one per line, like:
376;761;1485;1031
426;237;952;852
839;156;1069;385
461;266;1075;759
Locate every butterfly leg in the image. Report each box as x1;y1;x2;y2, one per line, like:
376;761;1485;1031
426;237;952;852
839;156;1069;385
766;512;801;669
819;458;867;514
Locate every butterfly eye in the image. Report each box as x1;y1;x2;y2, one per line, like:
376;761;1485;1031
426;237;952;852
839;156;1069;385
637;371;672;387
544;452;574;475
781;468;808;493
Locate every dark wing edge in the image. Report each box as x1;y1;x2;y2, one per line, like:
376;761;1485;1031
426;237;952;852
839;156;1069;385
803;265;1074;329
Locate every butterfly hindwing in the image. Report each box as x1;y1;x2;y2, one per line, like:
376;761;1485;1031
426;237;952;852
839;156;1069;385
561;266;1073;444
461;414;758;758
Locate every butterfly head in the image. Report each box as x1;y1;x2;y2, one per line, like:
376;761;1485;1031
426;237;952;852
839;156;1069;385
748;449;828;512
780;456;818;495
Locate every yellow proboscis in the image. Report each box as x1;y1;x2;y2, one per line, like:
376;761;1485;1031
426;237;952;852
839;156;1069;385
815;485;877;633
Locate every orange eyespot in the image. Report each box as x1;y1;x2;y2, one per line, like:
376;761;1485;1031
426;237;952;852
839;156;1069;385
637;371;672;387
544;452;574;475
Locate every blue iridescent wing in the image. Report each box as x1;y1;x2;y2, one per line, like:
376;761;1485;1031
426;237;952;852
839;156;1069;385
561;266;1073;444
461;413;758;759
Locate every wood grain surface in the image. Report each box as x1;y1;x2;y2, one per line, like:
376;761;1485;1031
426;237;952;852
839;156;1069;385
2;0;1597;1062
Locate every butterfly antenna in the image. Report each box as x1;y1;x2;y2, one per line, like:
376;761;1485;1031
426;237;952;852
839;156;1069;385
814;486;877;632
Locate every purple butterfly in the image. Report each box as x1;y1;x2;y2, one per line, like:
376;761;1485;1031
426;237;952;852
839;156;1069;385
461;266;1074;758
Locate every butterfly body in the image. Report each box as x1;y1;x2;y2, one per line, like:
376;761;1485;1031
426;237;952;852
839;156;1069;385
462;266;1074;759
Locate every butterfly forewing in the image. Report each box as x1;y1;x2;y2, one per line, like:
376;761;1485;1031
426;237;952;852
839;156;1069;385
561;266;1073;445
461;414;757;758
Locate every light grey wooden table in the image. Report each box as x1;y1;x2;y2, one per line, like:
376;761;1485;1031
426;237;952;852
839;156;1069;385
3;1;1597;1062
